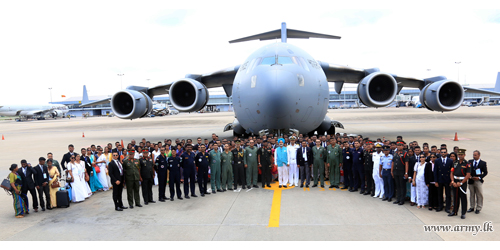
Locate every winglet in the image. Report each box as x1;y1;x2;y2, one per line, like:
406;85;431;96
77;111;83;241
229;22;340;44
82;85;89;104
495;72;500;92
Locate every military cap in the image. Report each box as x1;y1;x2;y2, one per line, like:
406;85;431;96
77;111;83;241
457;148;466;154
290;136;297;140
396;141;405;145
383;146;390;150
142;149;149;153
375;143;383;148
128;149;136;153
367;141;373;144
235;139;241;143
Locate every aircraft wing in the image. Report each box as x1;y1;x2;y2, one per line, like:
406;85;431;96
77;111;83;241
463;86;500;96
317;61;444;91
147;65;240;96
80;97;111;107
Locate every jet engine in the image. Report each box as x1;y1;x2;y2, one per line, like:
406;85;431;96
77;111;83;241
169;79;209;112
111;90;153;119
419;80;464;112
51;110;64;118
357;72;398;107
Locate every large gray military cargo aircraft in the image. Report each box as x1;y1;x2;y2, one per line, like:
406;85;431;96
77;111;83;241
83;23;500;136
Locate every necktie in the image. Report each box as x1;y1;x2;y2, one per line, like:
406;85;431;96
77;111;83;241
443;158;446;165
117;160;123;175
474;161;477;168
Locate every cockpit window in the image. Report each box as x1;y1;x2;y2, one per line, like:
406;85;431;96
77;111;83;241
259;56;297;65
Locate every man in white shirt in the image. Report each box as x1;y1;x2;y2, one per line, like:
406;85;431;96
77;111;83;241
372;143;385;198
287;136;300;187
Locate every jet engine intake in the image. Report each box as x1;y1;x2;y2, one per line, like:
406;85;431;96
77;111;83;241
419;80;464;112
111;90;153;119
169;79;209;112
357;72;398;107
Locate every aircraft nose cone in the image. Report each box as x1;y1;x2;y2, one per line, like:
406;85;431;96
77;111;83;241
259;68;298;127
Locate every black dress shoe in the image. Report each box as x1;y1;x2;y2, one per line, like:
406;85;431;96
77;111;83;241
435;209;442;212
312;184;318;187
279;185;282;188
262;185;266;188
120;206;128;209
399;202;404;205
363;192;370;195
129;205;134;209
205;192;210;195
159;199;166;202
228;188;233;191
359;190;364;194
461;215;466;219
267;184;271;188
212;190;216;194
178;197;183;200
448;212;457;216
42;208;46;212
300;184;304;188
170;198;174;201
201;194;205;197
217;189;223;192
253;185;259;188
136;204;143;207
283;185;287;188
329;185;334;188
388;198;392;202
185;196;190;199
467;208;474;213
351;188;358;192
305;185;309;188
321;185;325;188
242;186;246;189
222;189;227;192
341;186;348;190
445;209;450;213
475;210;480;214
115;207;123;211
382;197;388;201
47;207;53;210
149;200;156;203
191;194;198;198
144;202;149;205
393;201;399;204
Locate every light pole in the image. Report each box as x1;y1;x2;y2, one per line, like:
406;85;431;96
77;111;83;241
455;62;461;82
117;73;125;90
48;87;53;103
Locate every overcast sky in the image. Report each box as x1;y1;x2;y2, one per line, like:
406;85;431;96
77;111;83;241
1;1;499;104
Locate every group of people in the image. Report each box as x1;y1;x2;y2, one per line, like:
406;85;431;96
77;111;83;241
6;133;487;220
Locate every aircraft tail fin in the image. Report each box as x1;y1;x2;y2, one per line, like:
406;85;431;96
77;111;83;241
82;85;89;104
229;22;340;44
495;72;500;92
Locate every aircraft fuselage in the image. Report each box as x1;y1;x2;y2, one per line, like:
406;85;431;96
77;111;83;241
232;43;329;134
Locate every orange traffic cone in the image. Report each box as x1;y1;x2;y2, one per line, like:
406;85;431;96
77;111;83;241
82;132;85;138
1;134;4;140
453;132;459;141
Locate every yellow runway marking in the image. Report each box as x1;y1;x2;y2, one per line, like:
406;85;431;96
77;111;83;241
265;183;295;227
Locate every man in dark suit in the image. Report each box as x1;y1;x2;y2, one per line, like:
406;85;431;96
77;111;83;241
61;144;76;171
297;140;313;188
18;159;38;212
80;148;93;185
434;148;453;213
467;150;488;214
109;152;127;211
34;157;51;211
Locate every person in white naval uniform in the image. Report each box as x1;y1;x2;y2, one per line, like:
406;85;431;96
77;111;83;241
287;136;300;187
372;143;385;198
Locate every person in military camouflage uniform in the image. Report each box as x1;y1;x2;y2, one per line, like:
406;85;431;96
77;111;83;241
231;140;246;190
123;149;142;208
312;139;327;188
244;140;259;189
258;141;273;188
221;144;234;191
326;138;343;189
362;141;374;195
449;148;471;219
139;149;155;205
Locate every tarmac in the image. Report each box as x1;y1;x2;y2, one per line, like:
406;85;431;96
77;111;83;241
0;106;499;241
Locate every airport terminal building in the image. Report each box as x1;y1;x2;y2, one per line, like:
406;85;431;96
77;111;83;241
51;88;500;117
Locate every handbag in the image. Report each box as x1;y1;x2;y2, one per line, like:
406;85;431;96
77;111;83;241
94;165;101;173
66;175;74;183
1;177;12;191
51;180;60;188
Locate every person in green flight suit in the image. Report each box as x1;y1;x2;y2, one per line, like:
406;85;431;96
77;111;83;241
326;137;343;188
209;143;222;193
123;149;142;208
221;143;234;191
312;139;327;188
244;139;259;189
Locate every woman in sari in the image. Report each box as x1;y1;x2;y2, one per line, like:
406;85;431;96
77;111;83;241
94;148;109;191
103;147;113;189
47;159;60;208
9;164;27;218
